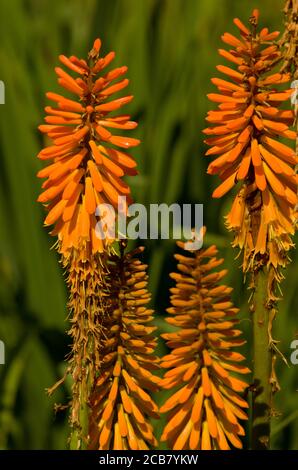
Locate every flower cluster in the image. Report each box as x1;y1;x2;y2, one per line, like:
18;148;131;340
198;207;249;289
37;39;139;256
89;247;160;450
204;10;297;275
160;239;249;450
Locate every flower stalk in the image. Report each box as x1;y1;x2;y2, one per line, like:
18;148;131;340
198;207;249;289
250;269;272;450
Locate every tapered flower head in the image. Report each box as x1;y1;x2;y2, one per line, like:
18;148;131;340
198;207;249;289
89;247;160;450
204;10;297;275
160;236;249;450
37;39;139;255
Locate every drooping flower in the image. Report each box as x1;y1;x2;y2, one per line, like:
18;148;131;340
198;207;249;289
203;10;297;276
37;39;139;256
160;237;249;450
89;246;160;450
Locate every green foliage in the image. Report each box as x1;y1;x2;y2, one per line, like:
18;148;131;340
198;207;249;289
0;0;297;450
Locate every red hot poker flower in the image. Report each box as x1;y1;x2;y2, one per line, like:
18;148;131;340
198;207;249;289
160;237;249;450
203;10;297;275
37;39;140;256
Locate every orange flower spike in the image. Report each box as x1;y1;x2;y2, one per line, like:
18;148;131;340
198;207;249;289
37;38;140;255
204;10;297;275
89;247;160;450
160;233;250;450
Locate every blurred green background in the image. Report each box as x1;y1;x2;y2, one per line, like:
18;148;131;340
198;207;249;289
0;0;297;450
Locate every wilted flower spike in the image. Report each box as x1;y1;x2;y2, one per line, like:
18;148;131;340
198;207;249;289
204;10;297;276
89;246;160;450
160;236;249;450
37;39;140;255
65;249;112;447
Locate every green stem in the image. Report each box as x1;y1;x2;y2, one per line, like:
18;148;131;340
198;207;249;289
69;361;90;450
251;269;272;450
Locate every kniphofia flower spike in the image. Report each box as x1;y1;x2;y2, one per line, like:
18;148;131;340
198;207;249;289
161;233;249;450
37;39;139;256
89;246;160;450
204;10;297;276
